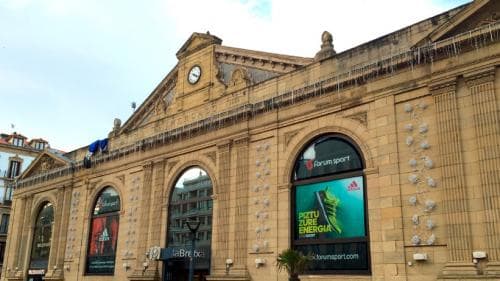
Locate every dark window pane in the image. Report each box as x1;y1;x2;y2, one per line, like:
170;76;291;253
30;202;54;269
294;136;363;181
87;187;120;274
0;214;10;234
93;187;120;215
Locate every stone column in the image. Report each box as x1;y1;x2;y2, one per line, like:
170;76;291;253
432;80;477;276
232;136;249;276
465;69;500;275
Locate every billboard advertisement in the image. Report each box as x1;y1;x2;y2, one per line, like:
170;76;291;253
87;215;119;274
295;176;365;240
294;137;362;181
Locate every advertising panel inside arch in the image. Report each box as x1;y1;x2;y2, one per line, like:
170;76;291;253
295;176;369;272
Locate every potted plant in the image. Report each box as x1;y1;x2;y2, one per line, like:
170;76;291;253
276;248;312;281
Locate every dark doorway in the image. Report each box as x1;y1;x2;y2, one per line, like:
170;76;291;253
163;258;209;281
27;275;44;281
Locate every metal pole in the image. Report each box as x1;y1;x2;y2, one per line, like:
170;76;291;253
186;219;200;281
189;232;195;281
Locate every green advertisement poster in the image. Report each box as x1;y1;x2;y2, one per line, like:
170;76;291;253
295;176;365;240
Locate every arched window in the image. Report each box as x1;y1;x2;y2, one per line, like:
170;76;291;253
29;202;54;271
165;167;213;281
292;135;370;274
86;187;120;274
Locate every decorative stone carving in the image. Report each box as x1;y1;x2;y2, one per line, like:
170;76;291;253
404;100;438;247
284;127;304;147
228;67;250;90
345;111;368;126
204;151;217;166
411;235;421;245
314;31;336;61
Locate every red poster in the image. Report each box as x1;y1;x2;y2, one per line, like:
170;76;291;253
88;215;119;257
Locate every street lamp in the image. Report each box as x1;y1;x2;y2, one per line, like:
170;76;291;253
185;218;201;281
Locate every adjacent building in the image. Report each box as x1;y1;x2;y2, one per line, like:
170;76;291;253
2;1;500;280
0;133;51;275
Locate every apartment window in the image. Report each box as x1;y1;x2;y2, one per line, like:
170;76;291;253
0;214;9;234
12;138;24;147
34;142;45;150
0;242;5;264
5;184;13;202
7;160;21;178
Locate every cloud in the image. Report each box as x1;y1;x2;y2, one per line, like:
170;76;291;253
162;0;467;57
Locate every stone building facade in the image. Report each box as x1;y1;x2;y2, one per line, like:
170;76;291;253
2;1;500;280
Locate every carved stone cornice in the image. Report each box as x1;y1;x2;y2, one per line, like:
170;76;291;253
217;140;232;151
143;161;154;170
465;68;496;87
233;135;250;146
430;78;457;96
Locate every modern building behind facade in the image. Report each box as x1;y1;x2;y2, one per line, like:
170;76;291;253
2;1;500;280
0;133;51;275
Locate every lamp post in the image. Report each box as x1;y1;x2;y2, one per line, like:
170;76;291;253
185;219;201;281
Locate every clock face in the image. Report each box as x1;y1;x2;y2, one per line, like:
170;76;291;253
188;65;201;84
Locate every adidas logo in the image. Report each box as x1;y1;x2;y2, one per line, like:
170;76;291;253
347;180;360;191
98;228;110;242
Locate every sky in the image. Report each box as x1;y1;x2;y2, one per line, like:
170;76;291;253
0;0;470;152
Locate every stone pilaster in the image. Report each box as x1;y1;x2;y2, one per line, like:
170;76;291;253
19;195;34;278
432;80;478;276
465;69;500;276
213;140;232;272
232;136;249;276
5;196;28;280
45;186;68;280
148;159;167;277
130;161;158;280
149;159;166;247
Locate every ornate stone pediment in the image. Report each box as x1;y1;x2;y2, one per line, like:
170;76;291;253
176;32;222;59
20;151;71;179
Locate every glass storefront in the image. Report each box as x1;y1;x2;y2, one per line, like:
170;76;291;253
165;167;213;281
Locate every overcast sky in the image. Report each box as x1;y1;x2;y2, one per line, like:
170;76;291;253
0;0;469;151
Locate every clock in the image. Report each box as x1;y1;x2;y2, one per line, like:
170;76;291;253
188;65;201;84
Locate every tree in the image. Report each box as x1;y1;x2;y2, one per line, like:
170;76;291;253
276;248;312;281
